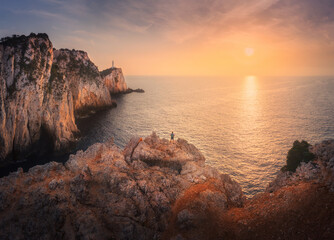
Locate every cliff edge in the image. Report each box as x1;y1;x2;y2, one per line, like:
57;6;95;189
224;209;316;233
0;134;333;239
101;67;128;94
0;33;129;162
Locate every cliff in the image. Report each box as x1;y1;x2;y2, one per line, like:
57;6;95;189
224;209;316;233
53;49;115;115
0;134;333;239
101;67;128;94
0;33;74;161
0;33;128;162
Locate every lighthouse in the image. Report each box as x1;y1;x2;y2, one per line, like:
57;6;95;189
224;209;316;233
112;60;115;69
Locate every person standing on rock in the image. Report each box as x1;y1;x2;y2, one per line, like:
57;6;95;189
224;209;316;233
170;132;175;143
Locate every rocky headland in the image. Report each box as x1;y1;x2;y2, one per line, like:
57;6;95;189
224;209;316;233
0;133;333;240
0;33;133;162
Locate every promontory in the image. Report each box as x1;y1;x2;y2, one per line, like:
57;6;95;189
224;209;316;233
0;33;130;162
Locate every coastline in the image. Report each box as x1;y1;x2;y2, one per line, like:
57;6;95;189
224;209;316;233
0;133;333;239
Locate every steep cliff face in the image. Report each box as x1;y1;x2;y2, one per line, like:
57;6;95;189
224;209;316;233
0;33;58;160
53;49;115;115
101;67;128;94
0;33;127;162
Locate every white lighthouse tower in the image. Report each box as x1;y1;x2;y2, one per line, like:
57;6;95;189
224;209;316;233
112;60;115;69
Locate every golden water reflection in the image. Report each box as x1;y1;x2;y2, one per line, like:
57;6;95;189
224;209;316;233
243;75;258;117
244;75;257;99
240;75;261;158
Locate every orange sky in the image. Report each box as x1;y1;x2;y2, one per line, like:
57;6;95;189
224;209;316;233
2;0;334;76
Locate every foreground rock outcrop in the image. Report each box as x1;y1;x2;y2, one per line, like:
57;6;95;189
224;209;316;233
0;133;244;239
0;33;130;162
0;134;333;239
267;139;334;193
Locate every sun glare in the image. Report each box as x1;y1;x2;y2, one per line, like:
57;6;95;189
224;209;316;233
245;47;254;56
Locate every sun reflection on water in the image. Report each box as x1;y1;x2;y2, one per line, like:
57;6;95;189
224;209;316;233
244;75;257;99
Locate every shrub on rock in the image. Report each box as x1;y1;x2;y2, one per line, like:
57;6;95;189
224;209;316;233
282;140;315;172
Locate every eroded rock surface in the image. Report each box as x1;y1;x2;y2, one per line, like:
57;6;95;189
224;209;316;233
267;139;334;193
0;33;129;161
165;140;334;240
0;133;244;240
101;67;128;94
0;33;61;160
53;49;115;116
0;135;334;239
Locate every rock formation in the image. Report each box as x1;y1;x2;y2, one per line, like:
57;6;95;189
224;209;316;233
53;49;115;116
101;67;128;94
0;33;129;162
267;139;334;193
0;133;244;239
0;33;70;161
0;134;333;239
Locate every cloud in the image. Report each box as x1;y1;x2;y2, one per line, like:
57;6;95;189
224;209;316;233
52;0;332;45
3;0;334;46
25;9;66;20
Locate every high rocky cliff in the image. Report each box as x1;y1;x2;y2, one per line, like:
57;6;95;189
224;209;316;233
101;67;128;94
0;33;128;162
52;48;115;116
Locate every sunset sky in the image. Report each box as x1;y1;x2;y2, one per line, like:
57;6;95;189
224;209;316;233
1;0;334;76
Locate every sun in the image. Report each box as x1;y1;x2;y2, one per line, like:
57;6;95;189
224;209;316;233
245;47;254;57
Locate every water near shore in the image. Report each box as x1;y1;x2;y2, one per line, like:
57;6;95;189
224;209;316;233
76;75;334;197
1;76;334;197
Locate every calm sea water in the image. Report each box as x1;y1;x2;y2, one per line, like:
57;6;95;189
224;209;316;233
1;76;334;197
76;76;334;197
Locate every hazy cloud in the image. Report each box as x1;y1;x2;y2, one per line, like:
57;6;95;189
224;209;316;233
3;0;334;44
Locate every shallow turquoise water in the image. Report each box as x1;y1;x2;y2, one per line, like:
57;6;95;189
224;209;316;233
76;76;334;197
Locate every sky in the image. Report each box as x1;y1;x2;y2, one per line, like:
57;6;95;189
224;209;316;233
1;0;334;76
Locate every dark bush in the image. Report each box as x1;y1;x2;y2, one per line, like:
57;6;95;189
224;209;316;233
282;140;315;172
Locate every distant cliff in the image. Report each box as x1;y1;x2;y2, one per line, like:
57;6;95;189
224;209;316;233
101;67;128;94
0;134;333;239
53;49;115;116
0;33;128;162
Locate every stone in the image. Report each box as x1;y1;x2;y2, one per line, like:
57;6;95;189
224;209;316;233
0;133;244;239
177;209;195;230
267;139;334;193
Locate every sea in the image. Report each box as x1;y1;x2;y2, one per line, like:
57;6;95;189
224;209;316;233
3;76;334;197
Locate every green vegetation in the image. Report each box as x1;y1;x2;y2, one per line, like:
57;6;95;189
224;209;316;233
100;67;115;78
79;64;99;79
48;63;63;94
281;140;315;172
0;33;49;47
67;54;99;80
7;83;17;97
2;33;52;97
56;53;68;62
20;58;38;73
39;42;48;54
40;58;46;68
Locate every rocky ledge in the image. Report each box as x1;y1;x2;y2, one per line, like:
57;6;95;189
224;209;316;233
0;134;333;240
124;88;145;94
